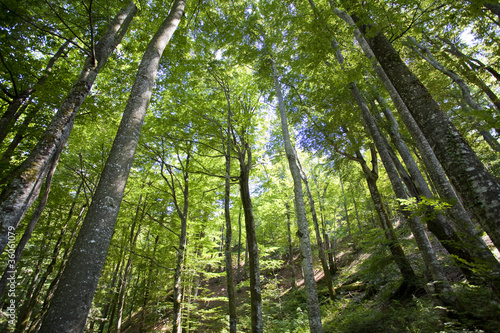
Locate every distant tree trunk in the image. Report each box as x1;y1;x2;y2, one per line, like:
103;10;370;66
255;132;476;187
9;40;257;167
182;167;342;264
352;197;362;234
237;207;242;283
339;177;351;240
168;152;191;333
98;261;123;333
16;207;76;332
0;2;137;254
296;153;335;300
221;77;237;332
116;197;144;333
238;143;263;333
356;147;417;283
271;58;323;333
285;203;297;289
347;7;500;250
140;235;159;331
312;175;336;275
38;2;185;331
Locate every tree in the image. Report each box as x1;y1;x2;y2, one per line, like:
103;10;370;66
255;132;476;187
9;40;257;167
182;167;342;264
38;1;186;331
0;1;137;254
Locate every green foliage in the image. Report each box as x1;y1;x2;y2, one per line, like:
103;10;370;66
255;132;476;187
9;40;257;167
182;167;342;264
323;298;444;333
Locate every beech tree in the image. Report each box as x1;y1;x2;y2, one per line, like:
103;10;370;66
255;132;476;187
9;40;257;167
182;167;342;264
3;0;500;332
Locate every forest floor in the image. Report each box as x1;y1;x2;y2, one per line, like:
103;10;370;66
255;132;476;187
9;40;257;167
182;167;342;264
122;232;500;333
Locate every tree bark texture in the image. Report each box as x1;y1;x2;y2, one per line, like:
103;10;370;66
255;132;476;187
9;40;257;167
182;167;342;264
0;1;137;255
271;59;323;333
38;1;186;332
348;10;500;251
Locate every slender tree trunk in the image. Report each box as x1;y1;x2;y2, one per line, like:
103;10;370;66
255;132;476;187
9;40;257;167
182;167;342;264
171;154;191;333
285;203;297;289
222;87;237;333
116;197;144;333
353;197;362;234
357;148;417;283
296;153;335;300
39;2;186;332
0;1;137;254
237;207;242;283
346;8;500;250
312;175;336;275
238;146;263;333
339;177;352;240
271;59;323;333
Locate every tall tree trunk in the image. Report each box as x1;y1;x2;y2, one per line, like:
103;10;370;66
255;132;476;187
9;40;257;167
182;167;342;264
223;88;237;333
357;148;418;283
374;95;500;279
237;207;242;283
312;174;336;275
285;203;297;289
116;197;144;333
169;153;191;333
339;177;352;240
0;1;137;254
334;9;500;274
333;36;456;300
238;146;263;333
296;153;336;300
345;7;500;250
271;58;323;333
38;2;186;332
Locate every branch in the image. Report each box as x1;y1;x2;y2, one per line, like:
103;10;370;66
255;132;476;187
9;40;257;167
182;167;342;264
43;0;92;51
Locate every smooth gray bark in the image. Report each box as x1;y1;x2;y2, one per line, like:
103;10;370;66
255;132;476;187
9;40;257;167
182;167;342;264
0;1;137;255
296;153;336;300
38;1;186;332
271;59;323;333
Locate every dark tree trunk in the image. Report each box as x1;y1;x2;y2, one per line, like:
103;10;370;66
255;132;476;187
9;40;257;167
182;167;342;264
238;146;263;333
349;11;500;250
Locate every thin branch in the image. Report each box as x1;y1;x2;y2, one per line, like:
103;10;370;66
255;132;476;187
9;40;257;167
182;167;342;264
43;0;92;51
